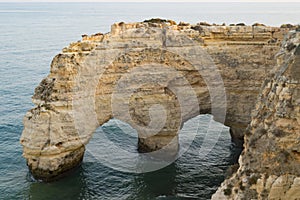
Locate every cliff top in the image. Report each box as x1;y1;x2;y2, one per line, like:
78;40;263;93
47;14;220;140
62;19;298;54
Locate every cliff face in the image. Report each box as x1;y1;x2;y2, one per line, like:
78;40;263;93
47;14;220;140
212;31;300;200
20;20;292;182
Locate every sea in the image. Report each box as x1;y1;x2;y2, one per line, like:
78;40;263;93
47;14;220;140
0;2;299;200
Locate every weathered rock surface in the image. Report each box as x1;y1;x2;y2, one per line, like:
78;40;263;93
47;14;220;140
212;31;300;200
20;20;292;182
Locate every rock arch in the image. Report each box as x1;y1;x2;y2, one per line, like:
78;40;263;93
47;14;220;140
20;21;288;181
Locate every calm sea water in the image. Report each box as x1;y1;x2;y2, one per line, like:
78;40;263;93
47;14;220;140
0;2;299;200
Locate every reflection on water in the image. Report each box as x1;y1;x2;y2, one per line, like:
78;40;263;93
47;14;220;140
28;173;86;200
130;164;178;199
25;115;242;200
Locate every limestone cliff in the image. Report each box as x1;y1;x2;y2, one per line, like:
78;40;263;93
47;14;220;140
20;20;293;185
212;31;300;200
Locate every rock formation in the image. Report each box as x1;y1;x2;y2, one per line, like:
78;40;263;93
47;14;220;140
212;31;300;199
20;19;295;187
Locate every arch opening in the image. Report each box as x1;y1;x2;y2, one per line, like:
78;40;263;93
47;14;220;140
85;113;243;170
91;47;226;158
21;26;270;181
82;114;242;199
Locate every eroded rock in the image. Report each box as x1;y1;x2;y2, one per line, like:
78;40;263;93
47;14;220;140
21;20;293;184
212;31;300;200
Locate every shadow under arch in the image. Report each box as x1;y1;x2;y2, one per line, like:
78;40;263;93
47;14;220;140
82;114;242;199
25;114;242;199
75;46;227;158
87;119;139;155
21;27;232;181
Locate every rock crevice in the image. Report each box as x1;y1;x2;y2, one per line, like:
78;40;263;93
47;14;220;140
212;31;300;200
20;20;296;189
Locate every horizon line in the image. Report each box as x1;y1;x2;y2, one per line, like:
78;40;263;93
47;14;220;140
1;0;300;3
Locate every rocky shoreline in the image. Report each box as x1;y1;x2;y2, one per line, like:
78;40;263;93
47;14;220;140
20;19;299;199
212;29;300;200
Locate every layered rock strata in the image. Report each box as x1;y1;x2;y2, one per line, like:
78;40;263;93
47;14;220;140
212;31;300;200
21;20;290;181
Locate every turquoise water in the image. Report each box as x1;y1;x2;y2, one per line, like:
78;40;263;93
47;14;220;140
0;2;299;200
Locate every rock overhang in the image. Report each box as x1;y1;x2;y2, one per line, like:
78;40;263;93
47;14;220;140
20;20;297;185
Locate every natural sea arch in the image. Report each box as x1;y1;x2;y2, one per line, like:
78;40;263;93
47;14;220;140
20;26;281;181
73;46;226;155
86;114;237;174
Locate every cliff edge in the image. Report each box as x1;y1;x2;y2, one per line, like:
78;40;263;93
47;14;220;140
20;19;299;200
212;31;300;200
